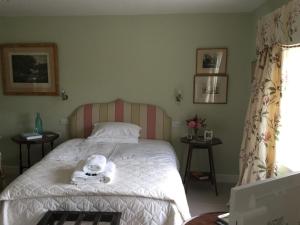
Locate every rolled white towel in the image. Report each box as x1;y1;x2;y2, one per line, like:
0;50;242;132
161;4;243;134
83;154;107;174
71;160;102;184
99;161;116;183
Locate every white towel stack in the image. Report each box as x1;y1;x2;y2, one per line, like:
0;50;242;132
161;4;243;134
71;154;116;185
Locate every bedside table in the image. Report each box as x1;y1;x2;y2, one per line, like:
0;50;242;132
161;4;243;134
12;131;59;174
181;136;222;195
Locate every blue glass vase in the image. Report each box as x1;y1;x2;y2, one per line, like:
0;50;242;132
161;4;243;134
34;112;43;134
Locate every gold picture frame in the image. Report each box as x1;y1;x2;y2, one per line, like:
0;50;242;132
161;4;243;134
193;74;228;104
1;43;59;95
196;48;227;74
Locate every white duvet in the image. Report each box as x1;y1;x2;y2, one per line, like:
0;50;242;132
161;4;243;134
0;139;191;225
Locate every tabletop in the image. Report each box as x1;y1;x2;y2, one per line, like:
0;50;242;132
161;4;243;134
180;136;222;147
11;131;59;144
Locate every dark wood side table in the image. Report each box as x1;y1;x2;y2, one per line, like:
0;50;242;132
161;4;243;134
181;136;222;195
12;131;59;174
183;212;223;225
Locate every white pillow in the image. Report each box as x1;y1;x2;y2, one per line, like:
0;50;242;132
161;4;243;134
89;137;139;144
88;122;141;143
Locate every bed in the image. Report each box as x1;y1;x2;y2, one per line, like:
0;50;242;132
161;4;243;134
0;99;191;225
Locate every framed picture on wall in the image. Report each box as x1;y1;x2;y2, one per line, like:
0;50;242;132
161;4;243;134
193;74;228;104
196;48;227;74
1;43;59;95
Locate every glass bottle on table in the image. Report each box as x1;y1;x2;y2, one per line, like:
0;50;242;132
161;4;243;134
34;112;43;134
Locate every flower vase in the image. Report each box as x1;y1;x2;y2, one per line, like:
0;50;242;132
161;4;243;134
193;128;199;139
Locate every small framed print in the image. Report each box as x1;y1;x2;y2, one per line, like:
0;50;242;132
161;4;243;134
1;43;59;95
204;130;213;141
196;48;227;74
193;74;228;104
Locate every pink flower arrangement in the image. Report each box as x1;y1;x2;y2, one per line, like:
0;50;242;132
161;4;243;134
186;115;206;129
263;131;272;142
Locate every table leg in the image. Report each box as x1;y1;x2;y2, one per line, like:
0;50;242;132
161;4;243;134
208;148;213;185
42;143;45;157
19;144;23;174
27;144;31;169
208;146;218;196
184;145;193;191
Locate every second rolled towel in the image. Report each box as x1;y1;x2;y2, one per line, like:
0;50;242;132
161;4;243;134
99;161;116;183
83;154;107;174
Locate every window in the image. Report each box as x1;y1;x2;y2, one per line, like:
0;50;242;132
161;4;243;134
276;46;300;173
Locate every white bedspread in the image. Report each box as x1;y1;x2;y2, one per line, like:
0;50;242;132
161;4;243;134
0;139;191;225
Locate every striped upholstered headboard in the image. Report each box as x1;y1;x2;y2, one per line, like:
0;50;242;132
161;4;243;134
69;99;172;141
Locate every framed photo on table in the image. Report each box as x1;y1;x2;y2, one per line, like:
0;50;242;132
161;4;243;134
193;74;228;104
1;43;59;95
196;48;227;74
204;130;213;141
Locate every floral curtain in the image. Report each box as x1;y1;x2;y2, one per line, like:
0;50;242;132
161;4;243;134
256;0;300;54
238;0;300;185
238;45;282;185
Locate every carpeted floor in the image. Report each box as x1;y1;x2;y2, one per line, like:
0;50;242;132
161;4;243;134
186;180;234;217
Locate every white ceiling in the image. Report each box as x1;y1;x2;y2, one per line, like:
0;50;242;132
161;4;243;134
0;0;268;16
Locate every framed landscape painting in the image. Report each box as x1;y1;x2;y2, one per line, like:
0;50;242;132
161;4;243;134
193;74;228;104
1;43;59;95
196;48;227;74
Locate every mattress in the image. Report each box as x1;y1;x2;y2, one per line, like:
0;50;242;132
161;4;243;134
0;139;191;225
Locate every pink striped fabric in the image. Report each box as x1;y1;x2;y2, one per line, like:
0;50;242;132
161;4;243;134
83;104;93;138
147;105;156;139
69;99;171;141
115;99;124;122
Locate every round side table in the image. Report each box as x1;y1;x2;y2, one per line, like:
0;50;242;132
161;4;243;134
11;131;59;174
181;136;222;195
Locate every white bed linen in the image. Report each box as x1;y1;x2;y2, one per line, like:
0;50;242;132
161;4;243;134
0;139;190;225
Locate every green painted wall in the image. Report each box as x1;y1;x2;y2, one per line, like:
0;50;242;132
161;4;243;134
0;14;253;177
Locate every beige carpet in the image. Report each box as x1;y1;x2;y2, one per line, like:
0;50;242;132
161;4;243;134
186;180;233;217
